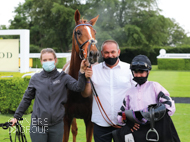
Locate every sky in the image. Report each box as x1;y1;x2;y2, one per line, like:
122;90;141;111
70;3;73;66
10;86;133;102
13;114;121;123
158;0;190;35
0;0;25;26
0;0;190;34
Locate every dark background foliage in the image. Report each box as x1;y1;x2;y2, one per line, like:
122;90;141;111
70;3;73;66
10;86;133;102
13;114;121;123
1;0;190;56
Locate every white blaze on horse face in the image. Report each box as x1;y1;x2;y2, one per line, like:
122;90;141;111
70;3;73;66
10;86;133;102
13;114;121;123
85;26;92;39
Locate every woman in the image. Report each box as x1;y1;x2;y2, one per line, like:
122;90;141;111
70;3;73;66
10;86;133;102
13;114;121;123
10;48;89;142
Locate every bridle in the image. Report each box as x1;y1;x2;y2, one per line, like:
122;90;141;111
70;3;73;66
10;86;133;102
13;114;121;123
0;120;27;142
73;23;98;61
74;24;120;128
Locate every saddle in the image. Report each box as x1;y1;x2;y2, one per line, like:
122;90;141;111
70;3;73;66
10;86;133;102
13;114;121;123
123;91;172;142
102;91;172;142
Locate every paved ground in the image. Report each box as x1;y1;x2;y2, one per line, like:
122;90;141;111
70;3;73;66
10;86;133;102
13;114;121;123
171;97;190;104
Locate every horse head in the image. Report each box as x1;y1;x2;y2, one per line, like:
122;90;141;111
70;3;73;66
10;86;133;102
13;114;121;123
73;9;99;64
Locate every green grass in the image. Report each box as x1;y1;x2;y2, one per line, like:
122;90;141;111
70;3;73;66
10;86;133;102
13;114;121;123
149;65;190;97
68;119;95;142
0;114;93;142
2;67;190;97
0;114;31;142
171;104;190;142
0;104;189;142
0;68;190;141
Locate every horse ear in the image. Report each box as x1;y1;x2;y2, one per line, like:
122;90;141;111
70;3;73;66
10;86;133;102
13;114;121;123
74;9;80;25
89;15;99;26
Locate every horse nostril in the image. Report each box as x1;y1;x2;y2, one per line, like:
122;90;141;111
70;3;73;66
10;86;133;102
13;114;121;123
89;51;93;57
89;51;99;58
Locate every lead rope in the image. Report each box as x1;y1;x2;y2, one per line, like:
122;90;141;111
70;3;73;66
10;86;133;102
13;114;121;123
86;38;121;128
89;78;121;128
11;121;27;142
0;120;27;142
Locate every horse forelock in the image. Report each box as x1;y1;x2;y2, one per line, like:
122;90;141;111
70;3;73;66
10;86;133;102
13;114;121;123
77;18;89;25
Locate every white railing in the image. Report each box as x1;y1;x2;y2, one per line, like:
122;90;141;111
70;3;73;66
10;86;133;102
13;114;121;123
19;53;71;62
19;53;71;75
157;49;190;59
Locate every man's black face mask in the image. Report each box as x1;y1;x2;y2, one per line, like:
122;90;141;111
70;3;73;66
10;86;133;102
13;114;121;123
103;57;118;66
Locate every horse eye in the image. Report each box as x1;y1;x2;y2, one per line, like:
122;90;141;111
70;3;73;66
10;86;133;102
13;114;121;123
76;30;81;36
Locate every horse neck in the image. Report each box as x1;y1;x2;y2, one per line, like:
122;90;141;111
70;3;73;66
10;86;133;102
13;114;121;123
69;43;82;80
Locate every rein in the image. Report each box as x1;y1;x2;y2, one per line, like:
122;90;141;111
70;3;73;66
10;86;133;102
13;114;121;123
0;120;27;142
73;24;97;60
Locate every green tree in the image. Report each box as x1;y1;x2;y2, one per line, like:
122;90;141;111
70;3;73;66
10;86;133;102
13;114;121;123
0;25;16;39
85;0;189;47
125;11;173;47
6;0;190;52
9;0;41;49
85;0;159;46
168;19;189;46
8;0;86;52
30;0;90;52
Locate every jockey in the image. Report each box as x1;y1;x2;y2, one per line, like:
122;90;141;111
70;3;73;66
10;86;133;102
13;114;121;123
116;55;180;142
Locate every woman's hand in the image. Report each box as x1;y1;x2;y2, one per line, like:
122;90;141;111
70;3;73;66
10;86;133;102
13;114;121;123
80;60;87;74
10;118;18;127
85;66;93;78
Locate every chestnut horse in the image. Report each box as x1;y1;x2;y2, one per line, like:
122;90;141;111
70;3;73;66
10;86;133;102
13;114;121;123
63;10;99;142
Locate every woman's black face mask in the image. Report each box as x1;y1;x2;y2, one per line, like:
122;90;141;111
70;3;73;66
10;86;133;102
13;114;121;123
103;57;118;66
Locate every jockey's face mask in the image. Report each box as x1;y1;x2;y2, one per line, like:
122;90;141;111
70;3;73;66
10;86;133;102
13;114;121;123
133;72;149;85
130;62;150;85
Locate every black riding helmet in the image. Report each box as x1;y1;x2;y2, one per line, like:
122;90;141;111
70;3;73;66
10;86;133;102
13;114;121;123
130;55;152;71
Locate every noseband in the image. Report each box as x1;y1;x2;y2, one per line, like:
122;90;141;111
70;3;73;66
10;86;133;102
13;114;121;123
73;24;98;60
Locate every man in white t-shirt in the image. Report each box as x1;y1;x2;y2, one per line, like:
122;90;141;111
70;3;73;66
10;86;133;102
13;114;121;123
82;40;136;142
